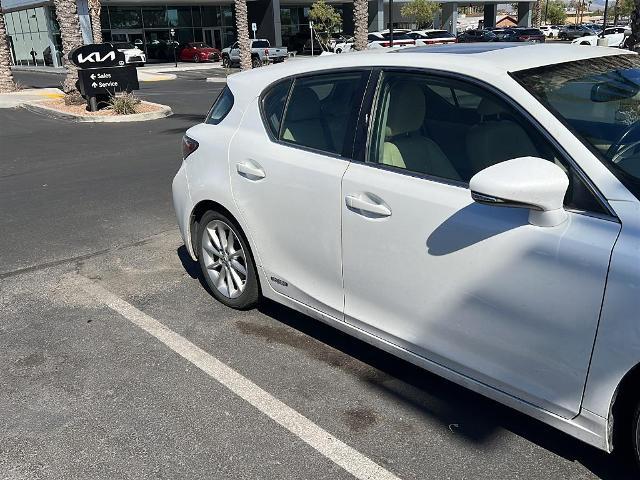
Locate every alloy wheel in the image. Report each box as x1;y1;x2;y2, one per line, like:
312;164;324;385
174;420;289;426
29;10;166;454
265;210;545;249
201;220;248;299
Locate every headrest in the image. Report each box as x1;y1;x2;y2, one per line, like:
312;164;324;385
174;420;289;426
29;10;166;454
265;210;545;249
286;87;321;121
476;98;506;118
385;82;425;137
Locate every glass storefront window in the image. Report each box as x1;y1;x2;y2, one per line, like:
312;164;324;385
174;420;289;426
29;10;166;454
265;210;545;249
109;7;142;29
221;6;233;26
202;6;220;27
192;6;202;28
100;7;110;29
141;6;167;28
167;6;192;27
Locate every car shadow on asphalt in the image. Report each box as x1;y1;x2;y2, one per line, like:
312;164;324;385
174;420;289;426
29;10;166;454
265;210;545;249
177;246;637;480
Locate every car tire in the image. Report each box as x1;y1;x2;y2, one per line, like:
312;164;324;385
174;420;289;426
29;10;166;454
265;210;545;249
251;56;262;68
197;211;259;310
336;48;342;53
580;41;590;45
633;402;640;470
222;55;231;68
193;54;200;63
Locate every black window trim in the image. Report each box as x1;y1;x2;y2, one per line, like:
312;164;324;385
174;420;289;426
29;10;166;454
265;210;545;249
258;67;373;161
353;66;617;221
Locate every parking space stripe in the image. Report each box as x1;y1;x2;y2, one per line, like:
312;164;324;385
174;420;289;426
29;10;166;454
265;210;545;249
79;276;402;480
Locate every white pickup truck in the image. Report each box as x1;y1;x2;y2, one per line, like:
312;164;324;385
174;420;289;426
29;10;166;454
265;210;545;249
221;39;287;68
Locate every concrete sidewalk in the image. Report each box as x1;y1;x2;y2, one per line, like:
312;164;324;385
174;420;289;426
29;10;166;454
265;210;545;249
0;88;63;109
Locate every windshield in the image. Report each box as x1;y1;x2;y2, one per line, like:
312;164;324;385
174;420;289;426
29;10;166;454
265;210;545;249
253;40;270;48
514;54;640;198
190;43;210;49
113;42;134;49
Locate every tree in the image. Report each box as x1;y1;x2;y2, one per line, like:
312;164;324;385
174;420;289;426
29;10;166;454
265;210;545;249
0;10;17;93
234;0;252;70
400;0;440;29
353;0;368;51
626;0;640;50
533;0;542;26
88;0;102;43
618;0;635;18
52;0;84;93
546;0;567;24
310;0;342;51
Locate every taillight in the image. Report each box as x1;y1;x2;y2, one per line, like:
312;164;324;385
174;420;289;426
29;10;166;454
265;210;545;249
182;135;199;160
265;48;269;56
521;35;530;41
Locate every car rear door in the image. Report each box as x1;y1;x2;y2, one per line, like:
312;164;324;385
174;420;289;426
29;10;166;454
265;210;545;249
229;70;370;318
340;69;620;418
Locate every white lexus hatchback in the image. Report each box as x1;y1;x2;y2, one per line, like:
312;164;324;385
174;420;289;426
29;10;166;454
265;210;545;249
173;44;640;466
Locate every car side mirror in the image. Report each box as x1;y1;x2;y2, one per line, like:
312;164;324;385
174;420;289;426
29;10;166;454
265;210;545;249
469;157;569;227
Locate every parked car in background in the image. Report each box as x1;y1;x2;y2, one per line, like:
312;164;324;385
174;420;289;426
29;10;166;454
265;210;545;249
409;29;457;45
539;25;560;37
367;31;416;48
173;43;640;470
222;39;287;67
333;37;354;53
112;42;146;66
457;29;498;43
497;28;546;43
179;42;220;63
558;24;597;40
572;26;630;47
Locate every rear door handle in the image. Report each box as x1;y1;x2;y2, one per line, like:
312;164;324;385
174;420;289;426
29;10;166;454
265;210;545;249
236;161;266;180
345;195;391;217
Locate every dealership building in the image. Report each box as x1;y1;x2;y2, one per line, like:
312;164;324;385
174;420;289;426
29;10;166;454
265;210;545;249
2;0;536;67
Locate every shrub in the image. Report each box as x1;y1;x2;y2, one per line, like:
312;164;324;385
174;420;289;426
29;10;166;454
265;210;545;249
64;90;85;106
107;92;141;115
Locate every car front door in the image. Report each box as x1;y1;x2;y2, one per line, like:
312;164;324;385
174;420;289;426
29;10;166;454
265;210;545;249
341;70;620;418
229;70;370;318
229;42;240;62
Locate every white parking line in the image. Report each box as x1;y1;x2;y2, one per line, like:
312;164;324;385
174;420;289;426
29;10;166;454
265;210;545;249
79;277;402;480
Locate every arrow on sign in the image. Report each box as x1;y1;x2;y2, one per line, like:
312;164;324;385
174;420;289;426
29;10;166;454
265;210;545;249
92;82;98;88
90;74;96;80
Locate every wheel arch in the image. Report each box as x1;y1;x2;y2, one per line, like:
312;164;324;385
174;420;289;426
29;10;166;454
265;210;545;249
189;200;238;259
610;362;640;451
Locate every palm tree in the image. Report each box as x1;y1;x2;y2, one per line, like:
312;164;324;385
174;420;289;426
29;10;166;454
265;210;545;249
0;11;17;93
52;0;84;93
353;0;368;50
628;0;640;50
234;0;252;70
534;0;542;26
88;0;103;43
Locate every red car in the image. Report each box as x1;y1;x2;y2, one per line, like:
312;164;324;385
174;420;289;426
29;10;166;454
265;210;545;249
179;42;221;63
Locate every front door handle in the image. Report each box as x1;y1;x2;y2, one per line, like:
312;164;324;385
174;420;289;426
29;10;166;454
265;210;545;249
236;161;266;180
345;195;391;217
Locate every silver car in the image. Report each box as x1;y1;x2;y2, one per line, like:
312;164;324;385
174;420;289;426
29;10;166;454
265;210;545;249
173;44;640;468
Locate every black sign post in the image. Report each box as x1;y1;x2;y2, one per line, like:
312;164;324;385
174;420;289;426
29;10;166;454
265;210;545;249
68;43;139;112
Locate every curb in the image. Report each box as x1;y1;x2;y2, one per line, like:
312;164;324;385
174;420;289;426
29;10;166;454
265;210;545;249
206;77;228;83
23;100;173;123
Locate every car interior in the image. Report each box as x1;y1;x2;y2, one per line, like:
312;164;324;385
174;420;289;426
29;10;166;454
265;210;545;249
368;73;606;212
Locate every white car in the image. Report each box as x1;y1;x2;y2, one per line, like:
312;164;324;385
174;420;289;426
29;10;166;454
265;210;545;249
367;30;415;49
111;42;146;66
539;25;560;37
409;29;457;45
572;26;631;47
333;37;353;53
173;44;640;467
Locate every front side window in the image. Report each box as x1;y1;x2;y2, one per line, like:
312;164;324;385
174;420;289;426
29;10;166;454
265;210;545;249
206;86;233;124
278;71;369;156
367;71;605;212
514;55;640;200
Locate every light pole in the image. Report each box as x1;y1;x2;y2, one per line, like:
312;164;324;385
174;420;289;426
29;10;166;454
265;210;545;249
170;28;177;68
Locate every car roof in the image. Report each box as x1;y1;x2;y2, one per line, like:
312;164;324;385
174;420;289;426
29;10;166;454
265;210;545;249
227;44;635;98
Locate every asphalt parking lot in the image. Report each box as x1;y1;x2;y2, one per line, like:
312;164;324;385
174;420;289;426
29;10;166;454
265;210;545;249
0;68;637;479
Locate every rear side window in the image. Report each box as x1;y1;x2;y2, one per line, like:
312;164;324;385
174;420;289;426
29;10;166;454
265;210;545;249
253;40;269;48
279;71;369;156
206;86;234;124
262;79;291;138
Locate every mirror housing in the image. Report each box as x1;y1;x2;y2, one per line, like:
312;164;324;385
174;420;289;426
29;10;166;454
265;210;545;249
470;157;569;227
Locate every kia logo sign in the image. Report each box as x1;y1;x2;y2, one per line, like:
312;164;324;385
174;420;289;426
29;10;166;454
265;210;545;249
68;43;126;68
